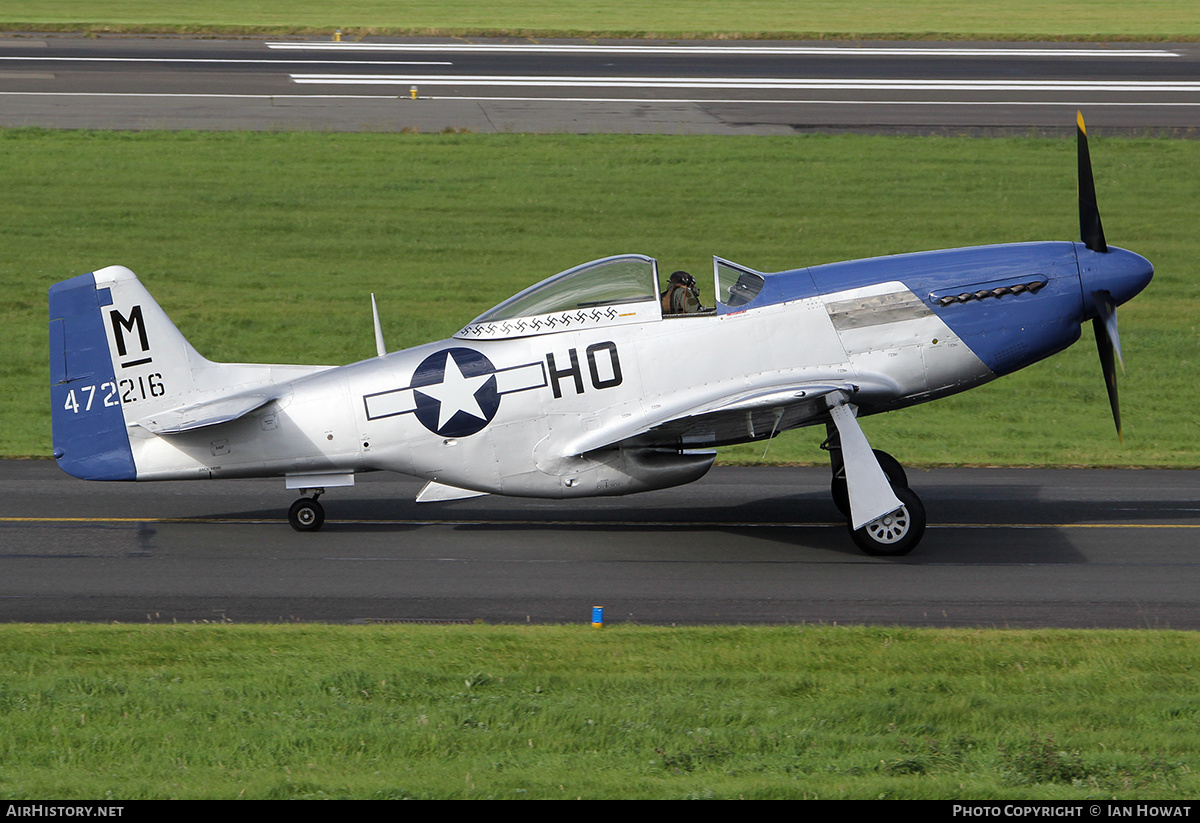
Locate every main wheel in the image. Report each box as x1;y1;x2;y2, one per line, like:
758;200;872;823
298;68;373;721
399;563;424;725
848;484;925;556
830;449;909;517
288;497;325;532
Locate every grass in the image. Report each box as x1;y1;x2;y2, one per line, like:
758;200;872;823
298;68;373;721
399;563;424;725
0;623;1197;799
1;1;1199;41
4;13;1194;803
4;128;1196;467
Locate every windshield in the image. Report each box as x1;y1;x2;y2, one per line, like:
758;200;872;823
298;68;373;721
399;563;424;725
714;258;766;309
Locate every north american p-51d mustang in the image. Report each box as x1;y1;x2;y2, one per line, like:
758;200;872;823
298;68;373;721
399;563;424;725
49;115;1152;555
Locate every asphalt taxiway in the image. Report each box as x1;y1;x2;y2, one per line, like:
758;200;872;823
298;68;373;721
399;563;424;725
2;35;1199;134
8;35;1197;628
3;460;1197;627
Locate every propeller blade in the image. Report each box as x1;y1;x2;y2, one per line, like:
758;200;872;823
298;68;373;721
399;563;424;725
1093;290;1125;372
1077;111;1108;253
1092;310;1122;442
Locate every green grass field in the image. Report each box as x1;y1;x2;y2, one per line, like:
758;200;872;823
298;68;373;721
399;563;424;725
4;129;1196;466
3;6;1198;805
1;624;1197;799
3;0;1199;40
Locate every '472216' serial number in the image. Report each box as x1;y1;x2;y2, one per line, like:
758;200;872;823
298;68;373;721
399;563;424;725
62;374;165;413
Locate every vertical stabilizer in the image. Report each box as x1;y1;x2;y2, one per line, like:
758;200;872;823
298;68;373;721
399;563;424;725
49;266;211;480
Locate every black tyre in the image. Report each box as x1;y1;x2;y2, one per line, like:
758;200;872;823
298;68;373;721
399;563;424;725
830;449;908;517
288;498;325;532
848;484;925;556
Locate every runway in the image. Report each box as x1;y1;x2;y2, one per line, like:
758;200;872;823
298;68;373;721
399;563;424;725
2;35;1199;134
3;460;1198;627
9;35;1198;627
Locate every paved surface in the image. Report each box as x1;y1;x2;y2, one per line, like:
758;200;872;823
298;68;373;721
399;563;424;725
2;35;1199;134
3;460;1198;627
9;35;1197;627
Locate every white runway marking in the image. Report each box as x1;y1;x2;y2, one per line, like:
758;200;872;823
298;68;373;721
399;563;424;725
289;75;1200;94
4;92;1200;109
428;97;1200;107
266;42;1181;58
0;56;451;66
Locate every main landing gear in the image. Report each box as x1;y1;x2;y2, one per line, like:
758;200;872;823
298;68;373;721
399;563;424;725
825;439;926;556
288;491;326;532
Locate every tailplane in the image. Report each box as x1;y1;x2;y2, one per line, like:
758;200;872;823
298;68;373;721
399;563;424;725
49;266;325;480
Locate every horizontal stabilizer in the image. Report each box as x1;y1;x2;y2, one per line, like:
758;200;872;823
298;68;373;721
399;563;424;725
136;392;275;434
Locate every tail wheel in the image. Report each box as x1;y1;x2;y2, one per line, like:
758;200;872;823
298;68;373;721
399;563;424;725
848;484;926;556
288;498;325;532
830;449;909;517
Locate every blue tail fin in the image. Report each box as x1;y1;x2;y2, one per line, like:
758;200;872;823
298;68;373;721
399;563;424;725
49;270;137;479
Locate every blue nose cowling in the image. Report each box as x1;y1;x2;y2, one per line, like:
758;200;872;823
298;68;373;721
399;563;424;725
1078;244;1154;317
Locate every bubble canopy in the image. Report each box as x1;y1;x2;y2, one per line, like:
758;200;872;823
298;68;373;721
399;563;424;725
472;255;660;325
455;253;770;340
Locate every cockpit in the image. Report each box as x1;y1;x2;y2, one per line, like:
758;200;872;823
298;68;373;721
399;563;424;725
455;254;767;340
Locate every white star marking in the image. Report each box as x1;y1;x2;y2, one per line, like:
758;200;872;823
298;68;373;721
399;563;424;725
416;352;491;431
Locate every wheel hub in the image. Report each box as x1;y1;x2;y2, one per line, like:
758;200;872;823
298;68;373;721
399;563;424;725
866;507;909;543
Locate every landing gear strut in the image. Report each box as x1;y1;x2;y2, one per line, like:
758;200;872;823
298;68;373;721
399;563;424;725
288;492;325;532
828;447;908;518
823;432;925;556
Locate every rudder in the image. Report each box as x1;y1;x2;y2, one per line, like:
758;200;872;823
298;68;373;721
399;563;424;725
49;266;209;480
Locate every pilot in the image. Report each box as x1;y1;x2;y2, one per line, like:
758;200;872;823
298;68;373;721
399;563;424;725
662;270;702;314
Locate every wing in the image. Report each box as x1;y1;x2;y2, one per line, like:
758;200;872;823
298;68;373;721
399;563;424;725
567;380;859;455
573;379;904;530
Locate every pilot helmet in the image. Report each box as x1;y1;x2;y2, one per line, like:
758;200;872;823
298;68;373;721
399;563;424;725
669;270;696;287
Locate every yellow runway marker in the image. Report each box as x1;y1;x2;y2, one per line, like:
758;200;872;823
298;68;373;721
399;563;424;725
2;517;1197;529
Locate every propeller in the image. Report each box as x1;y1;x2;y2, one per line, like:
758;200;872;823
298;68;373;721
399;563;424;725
1077;110;1108;254
1092;300;1123;442
1077;111;1122;440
